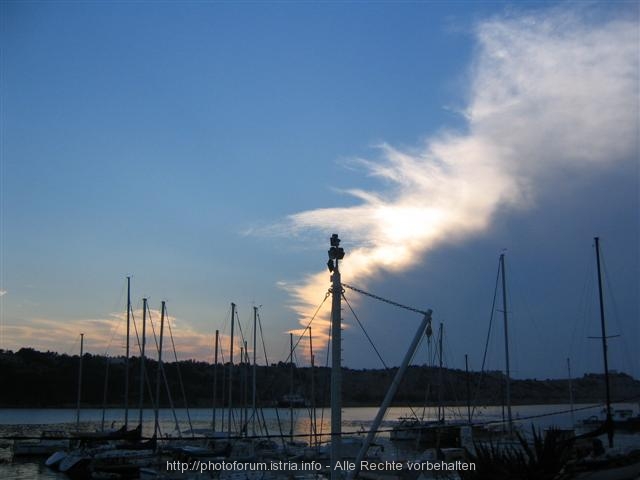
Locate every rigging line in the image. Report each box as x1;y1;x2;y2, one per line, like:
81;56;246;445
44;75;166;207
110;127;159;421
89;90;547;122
158;357;182;437
504;261;520;379
251;295;329;419
471;258;501;420
104;321;121;356
129;306;136;346
601;252;636;374
341;293;389;370
132;301;142;357
214;310;227;365
236;297;327;442
156;306;181;436
440;330;463;414
148;306;160;353
505;257;538;377
343;283;430;316
100;279;129;357
317;308;333;446
283;292;331;365
293;291;330;359
220;304;232;334
401;327;430;422
164;306;194;434
257;310;269;366
143;306;167;437
139;307;159;432
341;291;426;423
144;305;165;437
64;334;80;357
235;308;247;350
569;248;595;371
103;305;127;356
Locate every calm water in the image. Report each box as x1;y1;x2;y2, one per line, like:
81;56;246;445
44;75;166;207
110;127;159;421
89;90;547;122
0;403;623;479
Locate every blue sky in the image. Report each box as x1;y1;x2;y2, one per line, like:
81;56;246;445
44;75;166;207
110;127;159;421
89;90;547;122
1;1;638;381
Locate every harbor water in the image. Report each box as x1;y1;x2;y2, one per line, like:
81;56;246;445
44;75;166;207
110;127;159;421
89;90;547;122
0;403;626;479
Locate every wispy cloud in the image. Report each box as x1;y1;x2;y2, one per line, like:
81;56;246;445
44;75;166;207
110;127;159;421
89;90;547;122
4;308;230;363
284;7;639;357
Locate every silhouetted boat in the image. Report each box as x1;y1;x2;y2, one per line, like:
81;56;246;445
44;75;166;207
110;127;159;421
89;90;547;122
12;430;69;457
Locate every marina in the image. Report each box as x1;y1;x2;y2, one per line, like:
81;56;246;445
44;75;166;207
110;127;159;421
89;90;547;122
1;236;639;479
3;1;639;478
1;401;639;479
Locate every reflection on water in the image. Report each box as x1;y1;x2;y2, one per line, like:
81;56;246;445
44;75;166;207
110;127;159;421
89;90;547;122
0;457;68;480
0;404;613;480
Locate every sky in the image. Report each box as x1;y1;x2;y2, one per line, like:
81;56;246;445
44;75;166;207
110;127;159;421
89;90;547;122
1;1;638;381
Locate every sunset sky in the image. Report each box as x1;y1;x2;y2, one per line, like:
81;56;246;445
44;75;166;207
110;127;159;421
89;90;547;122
1;1;638;380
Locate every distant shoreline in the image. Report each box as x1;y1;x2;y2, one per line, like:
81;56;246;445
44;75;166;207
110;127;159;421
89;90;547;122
0;400;629;409
2;348;639;409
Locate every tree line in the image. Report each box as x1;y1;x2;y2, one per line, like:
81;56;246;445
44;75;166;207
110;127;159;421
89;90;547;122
1;348;638;408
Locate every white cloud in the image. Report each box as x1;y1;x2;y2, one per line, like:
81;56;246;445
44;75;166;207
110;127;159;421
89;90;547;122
284;6;639;357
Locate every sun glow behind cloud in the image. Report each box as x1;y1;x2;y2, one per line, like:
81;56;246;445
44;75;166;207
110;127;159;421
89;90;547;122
4;308;223;362
284;7;639;360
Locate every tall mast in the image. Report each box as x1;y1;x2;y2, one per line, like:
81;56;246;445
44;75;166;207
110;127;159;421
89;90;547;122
240;344;244;435
228;302;236;437
500;253;513;435
289;332;294;442
595;236;614;447
212;329;219;431
328;233;345;479
138;298;147;427
567;357;575;427
243;341;248;436
124;276;131;428
76;333;84;428
465;354;471;424
309;327;316;447
101;357;110;431
154;301;166;439
252;307;258;436
438;323;444;422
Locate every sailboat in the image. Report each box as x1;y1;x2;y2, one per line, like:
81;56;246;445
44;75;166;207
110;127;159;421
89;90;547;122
16;334;86;460
46;277;146;476
391;253;517;451
560;237;640;479
389;322;466;450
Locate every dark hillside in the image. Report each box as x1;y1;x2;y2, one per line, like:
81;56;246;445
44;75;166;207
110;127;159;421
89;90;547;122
1;349;638;408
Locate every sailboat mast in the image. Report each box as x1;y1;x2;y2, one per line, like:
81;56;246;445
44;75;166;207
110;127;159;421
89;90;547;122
595;236;613;447
124;276;131;428
328;233;344;479
465;354;471;424
438;323;444;422
567;357;575;427
289;332;294;442
76;333;84;427
252;307;257;437
240;344;244;435
500;253;513;435
212;329;219;431
101;358;110;431
243;341;248;436
139;298;147;427
154;301;166;439
228;302;236;437
309;327;316;447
